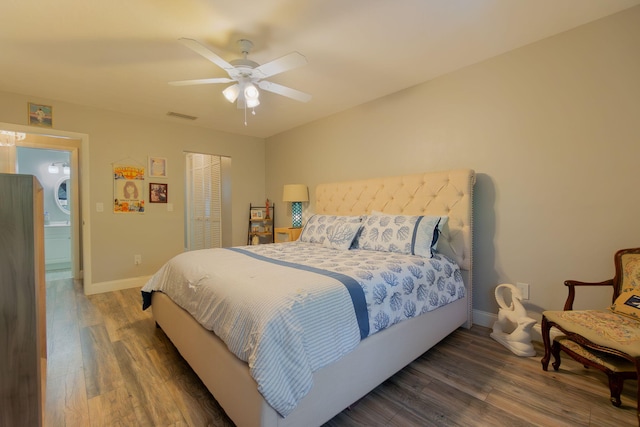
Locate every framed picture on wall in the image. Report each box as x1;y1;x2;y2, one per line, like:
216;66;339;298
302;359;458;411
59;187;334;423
28;103;53;128
113;164;145;213
149;183;168;203
148;156;168;178
250;208;263;220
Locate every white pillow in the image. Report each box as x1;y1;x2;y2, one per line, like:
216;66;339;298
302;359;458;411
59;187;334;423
299;214;363;244
355;213;446;257
322;221;363;250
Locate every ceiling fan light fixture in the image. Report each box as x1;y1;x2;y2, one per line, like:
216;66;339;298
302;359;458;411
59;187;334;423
173;38;311;123
244;83;259;101
222;84;239;103
246;98;260;108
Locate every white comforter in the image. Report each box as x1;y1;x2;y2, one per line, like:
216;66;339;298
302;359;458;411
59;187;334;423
142;242;464;417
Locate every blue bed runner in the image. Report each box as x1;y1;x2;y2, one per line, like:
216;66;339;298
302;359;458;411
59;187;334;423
228;247;369;339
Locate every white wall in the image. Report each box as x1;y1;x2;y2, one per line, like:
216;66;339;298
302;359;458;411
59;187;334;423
265;6;640;320
0;90;266;293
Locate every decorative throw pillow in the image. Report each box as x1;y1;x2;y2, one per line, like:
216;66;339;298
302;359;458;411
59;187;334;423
621;253;640;293
322;221;363;250
610;290;640;320
370;210;448;251
299;214;363;244
355;213;445;257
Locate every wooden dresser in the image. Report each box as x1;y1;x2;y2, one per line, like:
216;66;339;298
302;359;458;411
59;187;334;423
0;174;46;427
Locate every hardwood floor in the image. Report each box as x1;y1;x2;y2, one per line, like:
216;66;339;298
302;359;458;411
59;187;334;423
45;277;637;426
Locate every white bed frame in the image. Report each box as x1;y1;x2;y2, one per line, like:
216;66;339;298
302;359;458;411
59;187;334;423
151;169;475;427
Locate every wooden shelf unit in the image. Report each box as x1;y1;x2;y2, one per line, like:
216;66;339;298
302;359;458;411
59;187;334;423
248;203;274;245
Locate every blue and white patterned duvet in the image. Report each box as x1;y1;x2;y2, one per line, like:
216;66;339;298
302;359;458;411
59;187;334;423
142;242;464;418
247;242;465;336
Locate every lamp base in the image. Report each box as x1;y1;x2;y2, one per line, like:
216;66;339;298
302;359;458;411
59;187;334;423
291;201;302;228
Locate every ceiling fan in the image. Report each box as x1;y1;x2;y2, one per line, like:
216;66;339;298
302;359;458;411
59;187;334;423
170;38;312;111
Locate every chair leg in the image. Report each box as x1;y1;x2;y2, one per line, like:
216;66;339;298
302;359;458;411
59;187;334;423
541;315;552;371
635;363;640;427
551;339;562;371
608;373;623;407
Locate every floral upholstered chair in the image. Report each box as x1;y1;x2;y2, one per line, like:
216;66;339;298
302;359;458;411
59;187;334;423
541;248;640;426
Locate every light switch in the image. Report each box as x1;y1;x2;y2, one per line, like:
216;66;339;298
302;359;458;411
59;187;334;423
167;203;174;212
96;202;104;212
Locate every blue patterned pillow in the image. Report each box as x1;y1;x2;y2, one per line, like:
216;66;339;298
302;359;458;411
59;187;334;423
355;213;445;257
299;214;363;244
322;221;363;250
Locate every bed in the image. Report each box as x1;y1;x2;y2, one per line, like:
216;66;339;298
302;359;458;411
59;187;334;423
143;168;475;427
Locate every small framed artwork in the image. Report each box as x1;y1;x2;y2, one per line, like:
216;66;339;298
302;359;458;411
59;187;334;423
28;103;53;127
148;156;168;178
250;209;264;220
149;183;168;203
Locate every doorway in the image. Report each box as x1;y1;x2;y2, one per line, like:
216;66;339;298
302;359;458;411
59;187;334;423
16;147;73;278
0;125;84;280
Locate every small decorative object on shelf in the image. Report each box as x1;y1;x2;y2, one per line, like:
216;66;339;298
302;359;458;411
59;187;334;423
248;203;274;245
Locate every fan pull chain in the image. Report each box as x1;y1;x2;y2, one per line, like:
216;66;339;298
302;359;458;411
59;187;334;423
243;106;257;126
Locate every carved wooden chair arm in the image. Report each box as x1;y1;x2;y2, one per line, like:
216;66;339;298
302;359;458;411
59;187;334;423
563;279;615;311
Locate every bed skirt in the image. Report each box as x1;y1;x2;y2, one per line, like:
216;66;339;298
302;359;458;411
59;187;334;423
152;291;468;427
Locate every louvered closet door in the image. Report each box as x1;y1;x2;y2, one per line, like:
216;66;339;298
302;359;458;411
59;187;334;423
186;153;221;250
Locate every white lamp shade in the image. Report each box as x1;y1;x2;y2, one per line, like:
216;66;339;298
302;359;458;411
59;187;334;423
48;164;59;174
223;84;240;103
282;184;309;202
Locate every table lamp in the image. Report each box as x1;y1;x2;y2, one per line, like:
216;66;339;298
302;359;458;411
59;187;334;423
282;184;308;228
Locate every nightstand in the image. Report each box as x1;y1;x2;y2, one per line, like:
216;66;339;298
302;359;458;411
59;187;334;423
274;227;302;243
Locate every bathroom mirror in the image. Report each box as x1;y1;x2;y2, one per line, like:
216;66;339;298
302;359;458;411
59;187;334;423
54;176;71;214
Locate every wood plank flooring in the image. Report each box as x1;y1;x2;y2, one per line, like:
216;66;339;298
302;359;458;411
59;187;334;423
45;277;637;426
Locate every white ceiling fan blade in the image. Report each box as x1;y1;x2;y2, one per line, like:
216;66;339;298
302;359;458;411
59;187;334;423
179;38;235;73
169;77;234;86
254;52;307;79
258;81;311;102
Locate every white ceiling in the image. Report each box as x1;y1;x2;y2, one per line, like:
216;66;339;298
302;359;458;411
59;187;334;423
1;0;638;138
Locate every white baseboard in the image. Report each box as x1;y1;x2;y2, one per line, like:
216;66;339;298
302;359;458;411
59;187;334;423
472;309;497;329
84;275;152;295
473;309;562;343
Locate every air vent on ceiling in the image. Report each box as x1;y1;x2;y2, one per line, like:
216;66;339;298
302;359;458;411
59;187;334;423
167;111;198;120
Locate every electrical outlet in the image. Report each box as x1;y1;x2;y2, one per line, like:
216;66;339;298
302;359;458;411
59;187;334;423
516;282;530;300
134;254;142;265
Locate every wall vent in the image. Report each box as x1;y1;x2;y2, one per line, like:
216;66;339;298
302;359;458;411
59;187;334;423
167;111;198;120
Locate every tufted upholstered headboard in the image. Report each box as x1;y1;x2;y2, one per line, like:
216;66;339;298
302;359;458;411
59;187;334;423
315;169;476;324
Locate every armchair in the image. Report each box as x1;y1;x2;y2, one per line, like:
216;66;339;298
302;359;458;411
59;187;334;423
541;248;640;426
